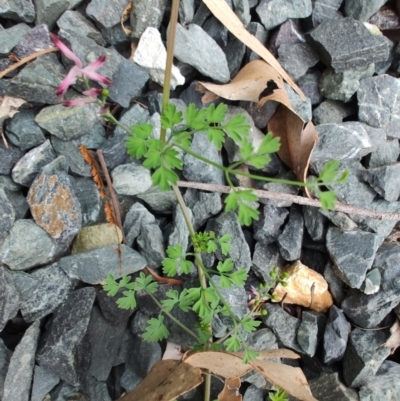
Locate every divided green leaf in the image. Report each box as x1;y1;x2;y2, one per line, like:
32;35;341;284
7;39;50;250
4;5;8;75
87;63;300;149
117;290;137;310
143;315;169;342
161;104;183;129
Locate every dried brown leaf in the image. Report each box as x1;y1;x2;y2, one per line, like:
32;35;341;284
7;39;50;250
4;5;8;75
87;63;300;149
196;60;318;184
249;359;318;401
119;360;203;401
0;96;27;147
218;377;242;401
382;318;400;355
184;351;317;401
183;351;253;379
202;0;305;99
162;342;183;361
268;107;318;184
120;1;133;35
232;348;300;360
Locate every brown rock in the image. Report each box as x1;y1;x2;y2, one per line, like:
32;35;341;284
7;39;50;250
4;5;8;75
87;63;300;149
27;171;82;245
273;260;333;313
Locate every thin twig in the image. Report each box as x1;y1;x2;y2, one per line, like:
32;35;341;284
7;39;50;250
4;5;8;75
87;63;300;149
0;127;8;148
96;149;127;245
177;180;400;221
0;47;58;78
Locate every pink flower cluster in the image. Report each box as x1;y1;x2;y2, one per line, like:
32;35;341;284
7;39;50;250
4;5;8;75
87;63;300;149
50;33;112;107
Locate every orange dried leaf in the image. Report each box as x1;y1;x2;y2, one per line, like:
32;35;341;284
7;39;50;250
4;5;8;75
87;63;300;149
201;0;305;99
218;377;242;401
120;1;133;35
104;200;116;225
118;360;203;401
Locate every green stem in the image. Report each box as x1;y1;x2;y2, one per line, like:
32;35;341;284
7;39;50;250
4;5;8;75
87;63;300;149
161;0;180;143
102;111;131;133
146;289;200;341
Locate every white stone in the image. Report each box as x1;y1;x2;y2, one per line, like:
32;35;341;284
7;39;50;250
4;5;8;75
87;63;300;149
111;163;152;196
133;27;185;90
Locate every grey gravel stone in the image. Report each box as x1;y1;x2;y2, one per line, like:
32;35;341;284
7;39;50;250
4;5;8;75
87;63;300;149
284;82;312;122
0;220;64;271
319;63;375;102
326;227;381;289
12;24;54;59
123;202;156;247
87;0;131;30
232;0;251;26
59;245;147;284
5;109;46;151
0;339;11;400
0;142;23;175
11;140;55;187
323;261;346;304
36;288;96;387
183;189;222;230
262;303;302;353
34;0;71;29
48;381;80;401
207;211;252;271
0;266;24;327
307;17;391;72
88;306;127;381
20;263;75;322
81;373;112;401
311;122;374;163
256;0;312;30
97;288;134;325
312;99;355;125
0;23;30;56
0;0;35;22
297;71;324;105
309;373;359;401
111;163;152;196
297;311;326;357
343;328;391;388
362;163;400;201
278;43;319;81
344;0;386;22
323;305;351;364
57;10;106;46
35;103;101;141
311;0;343;27
243;385;269;401
360;268;381;295
130;0;167;38
303;206;328;242
359;361;400;401
268;18;306;56
277;205;304;261
136;186;178;213
137;224;166;268
245;22;268;62
173;23;230;83
183;132;225;185
203;16;228;48
341;242;400;328
253;204;289;245
168;204;193;256
0;188;14;234
6;53;68;105
366;139;400;169
2;321;40;401
179;0;195;25
70;177;101;227
252;242;284;282
31;365;60;401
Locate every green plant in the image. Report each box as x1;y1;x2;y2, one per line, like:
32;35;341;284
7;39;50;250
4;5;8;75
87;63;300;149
269;387;289;401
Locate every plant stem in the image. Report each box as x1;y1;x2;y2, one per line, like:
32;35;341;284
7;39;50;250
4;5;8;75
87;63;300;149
161;0;180;143
146;290;200;341
102;111;131;133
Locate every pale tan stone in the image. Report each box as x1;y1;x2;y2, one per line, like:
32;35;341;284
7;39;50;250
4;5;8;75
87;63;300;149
71;224;122;255
272;260;333;313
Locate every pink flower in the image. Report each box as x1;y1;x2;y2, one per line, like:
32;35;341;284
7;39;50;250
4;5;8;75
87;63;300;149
50;33;112;99
63;89;102;107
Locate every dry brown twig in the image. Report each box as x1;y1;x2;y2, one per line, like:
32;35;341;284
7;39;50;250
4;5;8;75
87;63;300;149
177;180;400;221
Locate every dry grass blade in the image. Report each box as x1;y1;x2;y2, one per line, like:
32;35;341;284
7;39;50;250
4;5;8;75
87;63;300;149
201;0;305;99
381;318;400;355
118;360;203;401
